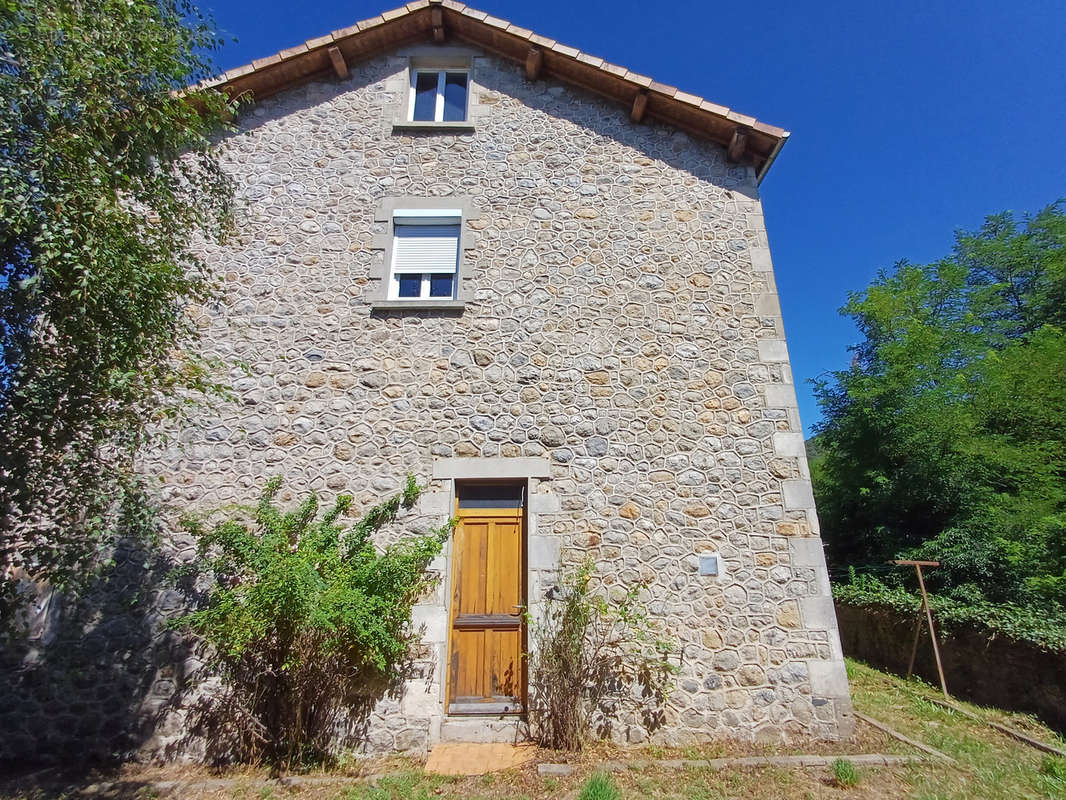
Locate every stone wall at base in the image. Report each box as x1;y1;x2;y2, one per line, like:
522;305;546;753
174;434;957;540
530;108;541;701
836;603;1066;733
0;552;196;766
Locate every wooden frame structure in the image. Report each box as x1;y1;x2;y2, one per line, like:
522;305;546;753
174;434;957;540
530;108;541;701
893;559;949;699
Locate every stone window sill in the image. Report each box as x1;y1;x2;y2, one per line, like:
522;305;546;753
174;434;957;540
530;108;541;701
370;300;466;313
391;120;476;134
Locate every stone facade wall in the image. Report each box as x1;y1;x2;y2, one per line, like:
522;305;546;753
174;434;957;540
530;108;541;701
0;44;852;766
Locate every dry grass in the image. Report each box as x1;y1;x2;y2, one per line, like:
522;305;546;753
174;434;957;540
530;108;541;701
3;658;1065;799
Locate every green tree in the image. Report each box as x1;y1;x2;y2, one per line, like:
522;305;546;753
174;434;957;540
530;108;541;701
813;202;1066;607
0;0;235;615
174;476;453;771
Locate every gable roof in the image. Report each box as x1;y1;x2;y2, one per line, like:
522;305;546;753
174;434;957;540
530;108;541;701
205;0;790;183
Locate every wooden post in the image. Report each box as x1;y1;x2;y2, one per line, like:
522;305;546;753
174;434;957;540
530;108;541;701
727;126;749;162
630;90;648;123
905;615;922;679
327;46;348;80
525;47;543;81
893;560;949;699
431;7;445;42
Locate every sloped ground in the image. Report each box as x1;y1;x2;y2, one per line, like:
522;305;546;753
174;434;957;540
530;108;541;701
3;659;1065;799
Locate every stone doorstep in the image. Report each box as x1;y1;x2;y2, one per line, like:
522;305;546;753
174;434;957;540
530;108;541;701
439;715;527;744
425;742;538;776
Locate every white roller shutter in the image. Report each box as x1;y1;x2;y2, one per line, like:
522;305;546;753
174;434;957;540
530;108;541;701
391;212;460;275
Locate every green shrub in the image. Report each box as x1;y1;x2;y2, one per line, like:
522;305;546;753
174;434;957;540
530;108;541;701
577;773;621;800
833;574;1066;652
831;758;860;788
526;560;676;751
173;475;452;770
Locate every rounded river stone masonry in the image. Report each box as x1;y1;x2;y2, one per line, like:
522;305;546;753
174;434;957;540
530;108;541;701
0;44;853;765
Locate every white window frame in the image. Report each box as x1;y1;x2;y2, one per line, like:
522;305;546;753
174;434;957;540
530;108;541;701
407;69;469;122
388;209;462;301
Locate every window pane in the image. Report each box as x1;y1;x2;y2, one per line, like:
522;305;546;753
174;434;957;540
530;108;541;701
443;73;468;121
412;72;438;121
397;273;422;298
457;483;525;509
429;273;454;298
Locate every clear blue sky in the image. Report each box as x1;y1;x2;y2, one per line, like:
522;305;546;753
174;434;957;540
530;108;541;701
200;0;1066;436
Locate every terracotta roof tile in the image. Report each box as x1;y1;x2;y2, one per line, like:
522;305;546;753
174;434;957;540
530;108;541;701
700;99;731;116
223;63;255;80
726;110;757;127
251;54;282;69
673;90;702;108
505;24;533;39
356;15;386;30
623;72;654;88
648;81;677;97
278;44;308;59
753;121;789;138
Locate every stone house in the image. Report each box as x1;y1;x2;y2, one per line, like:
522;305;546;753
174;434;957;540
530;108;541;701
0;1;853;763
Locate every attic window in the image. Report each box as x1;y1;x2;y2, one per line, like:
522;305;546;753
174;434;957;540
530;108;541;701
409;70;468;122
369;196;476;310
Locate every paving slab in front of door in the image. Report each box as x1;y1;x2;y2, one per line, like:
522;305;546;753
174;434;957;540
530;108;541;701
424;742;537;776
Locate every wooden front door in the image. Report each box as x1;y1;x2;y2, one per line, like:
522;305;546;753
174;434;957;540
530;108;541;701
447;484;525;715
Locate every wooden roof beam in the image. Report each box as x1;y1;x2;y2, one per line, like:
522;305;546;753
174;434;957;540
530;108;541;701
525;47;543;80
431;6;446;41
727;125;749;162
327;46;349;79
630;89;648;123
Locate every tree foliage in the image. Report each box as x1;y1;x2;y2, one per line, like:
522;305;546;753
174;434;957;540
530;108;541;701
812;202;1066;608
833;572;1066;652
0;0;235;613
174;476;452;770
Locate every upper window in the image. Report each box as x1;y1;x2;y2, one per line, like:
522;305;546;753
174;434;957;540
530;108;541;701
408;70;469;123
388;210;461;301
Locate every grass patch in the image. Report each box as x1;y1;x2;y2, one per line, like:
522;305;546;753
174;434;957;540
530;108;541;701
577;773;620;800
830;758;860;788
846;658;1066;799
342;771;429;800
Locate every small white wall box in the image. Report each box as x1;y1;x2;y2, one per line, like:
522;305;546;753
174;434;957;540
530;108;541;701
699;553;720;576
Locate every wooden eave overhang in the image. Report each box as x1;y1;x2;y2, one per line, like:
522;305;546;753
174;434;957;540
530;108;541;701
202;0;790;183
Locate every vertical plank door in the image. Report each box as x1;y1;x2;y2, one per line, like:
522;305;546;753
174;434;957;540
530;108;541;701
447;487;524;715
